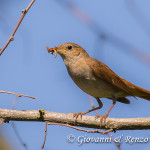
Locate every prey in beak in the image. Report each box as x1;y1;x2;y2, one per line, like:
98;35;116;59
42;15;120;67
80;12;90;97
47;45;67;58
47;46;57;58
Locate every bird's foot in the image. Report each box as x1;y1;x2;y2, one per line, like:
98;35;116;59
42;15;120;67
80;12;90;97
96;113;108;126
73;112;84;123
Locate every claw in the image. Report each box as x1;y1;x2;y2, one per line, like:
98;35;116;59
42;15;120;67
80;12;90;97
96;113;108;126
95;100;116;126
100;113;108;126
73;112;84;123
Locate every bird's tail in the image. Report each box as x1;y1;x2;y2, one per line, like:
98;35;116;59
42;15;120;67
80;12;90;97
133;85;150;101
121;77;150;101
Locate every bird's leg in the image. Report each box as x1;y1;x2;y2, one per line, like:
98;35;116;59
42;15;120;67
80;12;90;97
73;98;103;122
96;98;116;126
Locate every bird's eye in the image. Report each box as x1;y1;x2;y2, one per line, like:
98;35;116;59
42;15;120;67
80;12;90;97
67;45;72;50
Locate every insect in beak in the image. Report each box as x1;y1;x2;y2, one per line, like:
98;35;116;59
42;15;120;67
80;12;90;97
47;46;57;58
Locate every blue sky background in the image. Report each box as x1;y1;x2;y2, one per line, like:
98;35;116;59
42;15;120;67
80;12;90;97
0;0;150;150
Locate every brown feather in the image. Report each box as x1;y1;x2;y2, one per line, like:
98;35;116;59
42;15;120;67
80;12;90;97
121;77;150;101
116;97;130;104
108;97;130;104
85;57;133;96
85;57;150;101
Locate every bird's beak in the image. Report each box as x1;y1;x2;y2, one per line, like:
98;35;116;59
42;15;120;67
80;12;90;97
47;46;67;58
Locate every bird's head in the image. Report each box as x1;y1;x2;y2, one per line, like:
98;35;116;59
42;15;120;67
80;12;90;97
47;43;89;61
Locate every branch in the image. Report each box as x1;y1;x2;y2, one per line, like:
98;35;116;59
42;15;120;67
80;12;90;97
88;95;122;150
125;0;150;36
0;118;4;128
41;122;48;149
0;90;36;99
0;0;35;55
0;108;150;130
48;122;113;133
11;122;29;150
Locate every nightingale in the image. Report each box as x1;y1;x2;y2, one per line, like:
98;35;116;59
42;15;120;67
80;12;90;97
47;43;150;124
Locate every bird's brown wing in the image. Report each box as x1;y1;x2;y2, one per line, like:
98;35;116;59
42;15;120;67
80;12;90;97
85;57;133;96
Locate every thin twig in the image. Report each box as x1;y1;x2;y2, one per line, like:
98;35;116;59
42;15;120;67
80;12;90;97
88;95;99;116
41;122;48;149
0;0;35;55
107;133;122;150
48;122;113;134
0;119;4;128
0;90;36;99
56;0;150;66
88;96;122;150
12;122;29;150
11;95;29;150
125;0;150;36
12;95;19;110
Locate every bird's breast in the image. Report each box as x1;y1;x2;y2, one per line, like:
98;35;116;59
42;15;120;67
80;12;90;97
66;60;123;98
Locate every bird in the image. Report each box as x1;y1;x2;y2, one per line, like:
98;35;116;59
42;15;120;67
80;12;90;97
47;42;150;124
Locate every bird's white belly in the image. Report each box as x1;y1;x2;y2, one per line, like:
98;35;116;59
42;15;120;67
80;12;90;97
66;59;122;98
70;73;121;98
78;79;115;97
